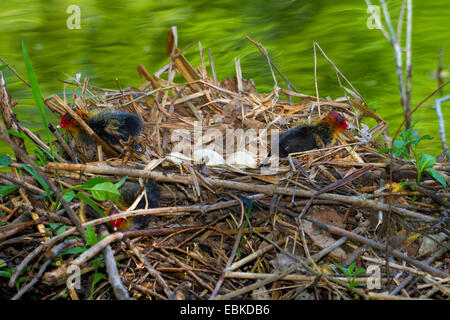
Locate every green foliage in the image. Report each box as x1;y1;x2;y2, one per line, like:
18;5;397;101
71;177;121;202
22;40;54;160
0;259;8;278
381;128;447;188
75;192;105;217
0;155;11;167
89;257;106;300
7;130;53;162
85;225;99;247
334;262;366;290
0;261;32;291
0;185;19;197
45;222;67;236
21;164;52;196
62;190;75;202
424;167;447;187
34;148;48;166
60;176;125;216
84;226;107;300
0;64;9;71
61;246;87;255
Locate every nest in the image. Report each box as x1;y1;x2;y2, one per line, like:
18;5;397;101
0;28;449;300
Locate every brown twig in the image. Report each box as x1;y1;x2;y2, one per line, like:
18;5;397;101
0;122;86;242
11;239;81;300
304;217;449;278
99;227;130;300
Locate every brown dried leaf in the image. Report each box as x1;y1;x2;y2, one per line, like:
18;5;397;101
303;206;347;262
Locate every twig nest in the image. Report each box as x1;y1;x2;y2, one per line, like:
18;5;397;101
225;151;258;168
193;149;225;166
166;152;192;165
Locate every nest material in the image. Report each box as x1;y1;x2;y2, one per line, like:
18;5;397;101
0;28;449;300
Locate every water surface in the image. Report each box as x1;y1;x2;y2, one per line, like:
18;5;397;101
1;0;449;155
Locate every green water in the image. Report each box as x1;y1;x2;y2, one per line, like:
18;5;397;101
1;0;449;156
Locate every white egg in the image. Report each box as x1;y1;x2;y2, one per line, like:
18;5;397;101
193;149;225;166
226;151;257;168
166;152;192;165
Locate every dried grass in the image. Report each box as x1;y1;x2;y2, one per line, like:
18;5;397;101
0;28;449;300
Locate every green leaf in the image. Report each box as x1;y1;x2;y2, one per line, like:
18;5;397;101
49;222;60;230
22;40;54;160
0;185;19;197
76;177;112;190
0;270;12;278
378;147;390;154
75;192;105;217
400;182;415;190
353;268;366;278
15;276;27;290
0;155;11;167
424;167;447;188
92;271;106;286
418;153;436;172
0;64;9;71
61;246;87;255
74;178;121;201
63;190;75;203
392;140;409;158
7;130;53;159
89;268;106;300
48;222;67;236
90;182;120;201
410;135;433;148
34;148;48;166
399;128;414;141
347;262;356;275
21;164;50;195
56;224;67;235
334;263;349;276
85;225;98;247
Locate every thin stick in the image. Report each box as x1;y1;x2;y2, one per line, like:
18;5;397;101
99;227;130;300
224;271;386;284
0;171;46;195
125;238;177;300
52;94;119;157
208;48;217;83
305;217;449;278
314;43;321;116
405;0;413;125
0;57;31;87
390;247;448;295
210;197;246;299
213;264;298;300
48;123;78;163
45;163;433;220
433;95;450;159
11;239;80;300
0;122;86;242
227;239;285;272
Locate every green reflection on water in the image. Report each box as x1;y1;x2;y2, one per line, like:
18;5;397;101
1;0;449;155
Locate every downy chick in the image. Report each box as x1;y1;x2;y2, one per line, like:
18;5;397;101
109;180;161;231
272;111;349;157
57;108;142;147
